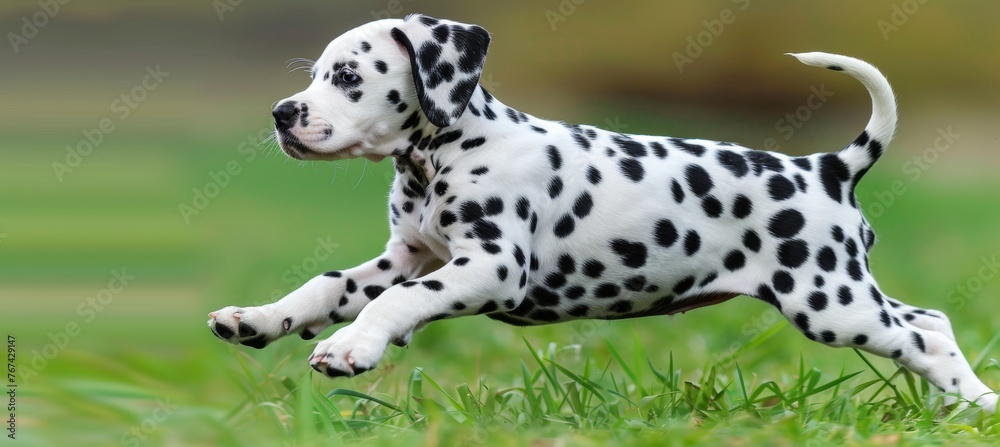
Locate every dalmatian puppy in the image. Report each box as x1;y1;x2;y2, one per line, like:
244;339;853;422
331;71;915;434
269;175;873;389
208;14;997;410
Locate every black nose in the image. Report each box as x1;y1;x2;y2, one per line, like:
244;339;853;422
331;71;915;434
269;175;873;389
272;101;299;129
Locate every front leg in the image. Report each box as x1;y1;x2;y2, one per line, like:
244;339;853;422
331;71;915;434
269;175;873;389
208;238;438;348
310;235;530;377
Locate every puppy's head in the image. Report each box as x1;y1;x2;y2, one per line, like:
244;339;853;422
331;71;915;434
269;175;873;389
272;14;490;161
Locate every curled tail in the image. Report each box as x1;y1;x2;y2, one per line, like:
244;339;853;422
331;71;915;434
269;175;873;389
787;52;897;175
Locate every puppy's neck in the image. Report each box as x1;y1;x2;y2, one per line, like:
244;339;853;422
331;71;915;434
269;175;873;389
391;85;526;188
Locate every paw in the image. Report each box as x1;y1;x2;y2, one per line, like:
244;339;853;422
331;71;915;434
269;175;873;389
208;305;281;349
975;393;998;413
308;324;389;378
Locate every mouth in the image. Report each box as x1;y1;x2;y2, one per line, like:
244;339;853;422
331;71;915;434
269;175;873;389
277;130;362;161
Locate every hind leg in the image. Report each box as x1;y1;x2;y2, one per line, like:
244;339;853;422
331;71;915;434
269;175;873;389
763;274;996;411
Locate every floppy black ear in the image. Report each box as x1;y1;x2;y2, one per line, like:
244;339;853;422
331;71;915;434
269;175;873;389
391;14;490;127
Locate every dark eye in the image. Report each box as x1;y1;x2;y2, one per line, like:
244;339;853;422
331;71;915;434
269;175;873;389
339;69;361;85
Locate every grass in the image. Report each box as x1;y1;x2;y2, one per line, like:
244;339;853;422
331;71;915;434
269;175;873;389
6;109;1000;446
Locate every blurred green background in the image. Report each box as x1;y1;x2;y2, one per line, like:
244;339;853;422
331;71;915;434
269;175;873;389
3;0;1000;445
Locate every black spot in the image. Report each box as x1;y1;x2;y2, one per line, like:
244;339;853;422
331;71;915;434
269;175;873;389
348;90;363;102
483;106;497;120
717;150;749;177
482;197;504;216
845;238;858;257
816;246;837;272
422;280;444;291
374;60;388;74
611;239;647;268
724;250;746;271
614;135;647;157
557;254;576;274
743;230;761;252
432;24;450;43
530;309;560;322
880;310;892;327
608;300;632;313
587;166;602;184
573;192;593;218
650;142;668;158
515;198;530;220
345;279;357;293
553;214;575;238
869;285;883;305
513;246;526;266
360;41;372;52
670;138;705;156
831;226;845;242
594;283;620;298
852;334;867;345
746;150;785;175
654;219;678;248
756;284;779;308
685;165;714;197
767;175;796;201
440;210;457;227
461;137;486;150
777;239;809;268
683;230;701;256
567;305;589;317
482;242;502;254
431;130;464;149
460;201;484;223
891;349;902;358
697;274;716;288
582;260;605;278
496;266;510;282
912;332;926;353
401;110;421;130
792;157;812;171
814;275;825;287
671;180;685;203
795;313;811;331
548;177;564;198
820;331;836;343
471;166;489;175
544;272;566;289
572;133;590;150
819;154;851;203
846;260;863;281
434;181;449;196
623;275;647;291
386;89;401;104
808;291;828;311
673;276;696;294
772;271;795;294
794;174;807;193
364;285;385;300
547;145;562;170
768;209;806;238
701;196;723;218
377;259;392;270
564;286;586;300
619;158;645;182
323;271;343;278
732;195;753;219
473;220;502;240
